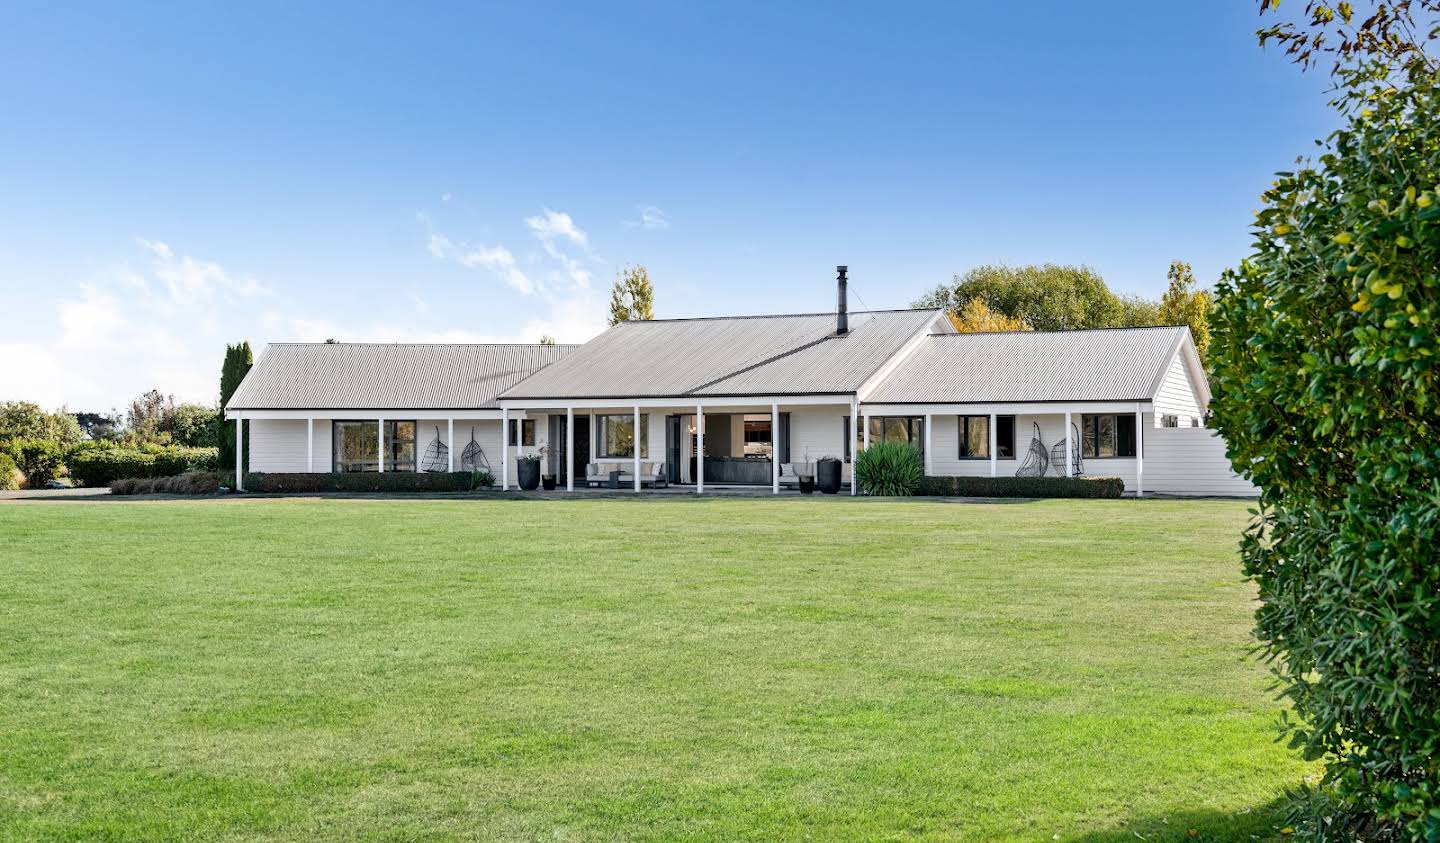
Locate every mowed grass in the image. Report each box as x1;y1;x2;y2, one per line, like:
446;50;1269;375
0;497;1310;842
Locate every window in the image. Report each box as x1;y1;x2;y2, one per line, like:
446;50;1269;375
332;420;416;472
864;416;924;456
955;415;1013;458
507;418;536;446
598;414;648;458
842;415;851;461
1080;413;1137;458
1161;414;1179;428
741;414;773;457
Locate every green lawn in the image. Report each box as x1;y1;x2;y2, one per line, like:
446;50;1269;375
0;497;1310;841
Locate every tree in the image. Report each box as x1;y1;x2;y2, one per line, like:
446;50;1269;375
608;264;654;326
1157;260;1213;360
0;401;84;446
74;411;121;441
539;334;557;345
218;341;253;472
946;298;1030;333
914;264;1125;331
171;403;221;448
124;389;175;445
1207;5;1440;839
1117;294;1161;328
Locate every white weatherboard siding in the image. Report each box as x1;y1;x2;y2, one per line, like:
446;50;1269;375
787;407;853;481
1153;352;1203;427
927;413;1138;489
249;419;317;472
1143;427;1257;497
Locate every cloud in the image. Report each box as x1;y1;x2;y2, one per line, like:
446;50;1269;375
524;208;588;247
456;244;535;295
623;205;670;230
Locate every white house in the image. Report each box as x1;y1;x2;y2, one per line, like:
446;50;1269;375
225;269;1254;497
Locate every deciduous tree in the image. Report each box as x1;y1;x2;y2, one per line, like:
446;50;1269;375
914;264;1124;331
945;298;1030;333
607;265;654;326
1157;260;1213;360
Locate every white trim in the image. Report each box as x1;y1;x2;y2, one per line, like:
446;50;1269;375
849;398;858;496
377;418;384;473
1135;402;1144;497
447;418;454;472
1064;411;1072;477
306;417;314;472
696;404;705;495
923;413;933;476
861;400;1154;416
501;407;509;490
226;408;504;421
235;417;243;491
772;402;780;494
566;407;574;492
633;405;641;492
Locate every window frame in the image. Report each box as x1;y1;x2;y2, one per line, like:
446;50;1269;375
1080;413;1137;459
863;415;925;458
506;418;536;447
332;419;418;472
957;415;989;459
597;413;649;459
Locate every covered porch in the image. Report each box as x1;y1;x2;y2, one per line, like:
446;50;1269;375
497;396;860;495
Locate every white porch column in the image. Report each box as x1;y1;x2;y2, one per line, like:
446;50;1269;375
989;413;997;478
235;416;244;491
1064;411;1072;477
447;418;454;472
501;407;509;490
696;404;705;495
924;413;933;476
863;411;871;451
566;407;575;492
1135;402;1145;498
849;399;858;496
771;402;780;494
632;405;641;492
307;418;314;473
378;418;385;472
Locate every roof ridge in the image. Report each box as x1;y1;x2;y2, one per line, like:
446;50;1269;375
616;307;938;325
266;342;581;348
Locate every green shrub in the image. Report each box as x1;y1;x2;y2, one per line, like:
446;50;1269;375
110;472;224;496
68;446;217;487
916;475;1124;499
1209;62;1440;841
472;470;495;489
854;441;924;496
0;452;19;490
242;472;481;494
7;438;65;487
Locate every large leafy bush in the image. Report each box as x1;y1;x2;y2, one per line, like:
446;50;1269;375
854;441;923;496
0;452;19;490
1209;64;1440;840
68;446;218;487
6;438;65;487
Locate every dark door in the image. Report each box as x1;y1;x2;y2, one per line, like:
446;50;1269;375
572;414;590;482
666;415;682;484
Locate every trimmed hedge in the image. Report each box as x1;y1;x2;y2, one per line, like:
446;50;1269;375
242;472;491;494
68;446;219;487
917;475;1124;499
0;452;19;490
111;472;225;495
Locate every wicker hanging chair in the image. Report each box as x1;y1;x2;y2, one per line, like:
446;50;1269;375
1050;421;1084;477
1015;421;1049;477
460;426;490;473
419;425;449;473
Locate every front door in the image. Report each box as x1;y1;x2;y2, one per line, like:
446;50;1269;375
572;414;590;482
666;415;682;484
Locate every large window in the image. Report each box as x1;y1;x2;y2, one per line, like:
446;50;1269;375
598;414;648;458
333;420;416;472
864;416;924;456
741;414;773;457
958;415;1016;459
1081;413;1137;458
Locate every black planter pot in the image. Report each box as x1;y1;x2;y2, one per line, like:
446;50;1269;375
518;460;541;490
816;458;842;494
798;476;816;494
541;475;557;491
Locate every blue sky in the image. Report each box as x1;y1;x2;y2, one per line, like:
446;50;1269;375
0;2;1334;409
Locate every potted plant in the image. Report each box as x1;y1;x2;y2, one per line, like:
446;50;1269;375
816;456;842;494
517;452;542;491
539;446;557;490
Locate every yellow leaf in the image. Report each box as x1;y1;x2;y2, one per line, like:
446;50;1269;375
1274;224;1291;235
1333;232;1353;244
1419;194;1433;208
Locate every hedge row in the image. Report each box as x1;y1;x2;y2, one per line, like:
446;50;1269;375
69;446;219;487
111;472;226;495
242;471;493;494
916;475;1124;498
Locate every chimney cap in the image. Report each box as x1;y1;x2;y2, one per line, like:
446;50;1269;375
837;265;848;273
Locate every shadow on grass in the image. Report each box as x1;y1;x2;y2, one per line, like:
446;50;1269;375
1064;797;1291;842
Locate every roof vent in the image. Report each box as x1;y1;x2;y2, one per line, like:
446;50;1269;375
836;266;849;335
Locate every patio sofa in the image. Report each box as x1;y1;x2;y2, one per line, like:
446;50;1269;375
586;460;667;488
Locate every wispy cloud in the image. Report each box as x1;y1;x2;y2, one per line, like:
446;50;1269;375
623;205;670;230
525;208;588;247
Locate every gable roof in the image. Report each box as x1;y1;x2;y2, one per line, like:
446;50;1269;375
863;325;1195;404
499;309;945;400
226;343;577;410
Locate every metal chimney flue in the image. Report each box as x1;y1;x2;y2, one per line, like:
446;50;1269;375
836;265;849;335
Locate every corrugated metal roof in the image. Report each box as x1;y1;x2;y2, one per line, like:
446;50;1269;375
864;326;1190;404
499;309;942;399
226;343;577;410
